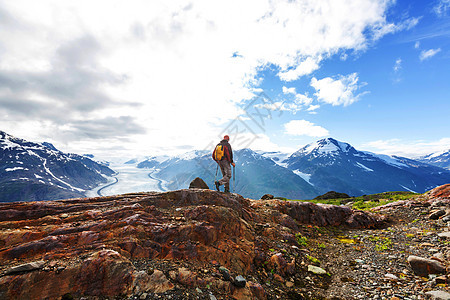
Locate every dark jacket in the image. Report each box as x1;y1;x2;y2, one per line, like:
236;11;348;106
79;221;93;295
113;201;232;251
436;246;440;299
212;139;233;163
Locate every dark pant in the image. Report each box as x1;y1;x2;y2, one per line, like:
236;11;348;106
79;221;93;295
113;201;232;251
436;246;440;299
218;160;231;189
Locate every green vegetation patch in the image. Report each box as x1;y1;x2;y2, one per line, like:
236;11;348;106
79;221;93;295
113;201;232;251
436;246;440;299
291;191;420;211
295;233;308;246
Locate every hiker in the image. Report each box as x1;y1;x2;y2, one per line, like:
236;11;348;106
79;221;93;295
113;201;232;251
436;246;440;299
212;135;235;193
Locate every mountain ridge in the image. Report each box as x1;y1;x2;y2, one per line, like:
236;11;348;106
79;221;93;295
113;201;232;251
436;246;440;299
0;130;115;202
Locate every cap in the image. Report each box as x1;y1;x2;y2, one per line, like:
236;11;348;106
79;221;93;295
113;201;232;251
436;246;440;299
223;135;230;140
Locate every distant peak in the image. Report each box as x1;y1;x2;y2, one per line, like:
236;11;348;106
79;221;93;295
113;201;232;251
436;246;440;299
296;138;354;156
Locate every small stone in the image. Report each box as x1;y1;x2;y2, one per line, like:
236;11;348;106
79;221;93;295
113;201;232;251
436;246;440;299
4;261;46;275
435;276;449;284
307;265;327;275
196;288;203;293
431;253;445;263
234;275;246;288
385;274;399;281
219;267;231;282
425;290;450;300
286;281;294;288
140;292;148;300
420;242;434;247
60;213;69;219
169;270;177;280
442;215;450;222
429;210;446;220
209;293;217;300
438;232;450;239
273;274;284;282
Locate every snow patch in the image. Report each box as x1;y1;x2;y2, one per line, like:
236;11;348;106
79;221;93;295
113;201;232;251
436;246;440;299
363;151;409;168
42;159;84;192
399;185;417;193
293;170;314;185
257;151;290;167
5;167;27;172
355;162;374;172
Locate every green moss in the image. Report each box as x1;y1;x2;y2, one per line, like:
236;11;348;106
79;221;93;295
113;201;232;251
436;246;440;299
307;255;320;264
295;233;308;246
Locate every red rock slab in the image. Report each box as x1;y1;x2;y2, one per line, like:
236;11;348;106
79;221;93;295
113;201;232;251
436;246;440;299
427;184;450;200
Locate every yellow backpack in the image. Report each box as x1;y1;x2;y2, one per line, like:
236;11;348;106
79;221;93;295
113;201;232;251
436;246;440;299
214;144;225;161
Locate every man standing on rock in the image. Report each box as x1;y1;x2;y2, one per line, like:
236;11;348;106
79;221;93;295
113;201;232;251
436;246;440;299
212;135;235;193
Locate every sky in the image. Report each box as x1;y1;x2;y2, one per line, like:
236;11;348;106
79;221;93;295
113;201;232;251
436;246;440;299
0;0;449;160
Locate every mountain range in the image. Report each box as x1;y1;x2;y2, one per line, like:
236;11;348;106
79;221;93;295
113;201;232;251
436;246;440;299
281;138;450;196
418;150;450;170
2;130;450;201
0;131;114;202
136;138;450;199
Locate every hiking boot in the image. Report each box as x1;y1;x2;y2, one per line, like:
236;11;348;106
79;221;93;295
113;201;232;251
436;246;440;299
215;181;220;191
224;187;230;193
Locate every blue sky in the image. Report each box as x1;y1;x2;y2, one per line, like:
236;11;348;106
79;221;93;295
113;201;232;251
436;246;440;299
0;0;449;159
237;0;450;157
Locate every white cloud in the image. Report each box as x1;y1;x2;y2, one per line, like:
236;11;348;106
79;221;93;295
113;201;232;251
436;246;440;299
282;86;296;95
233;132;295;153
393;58;402;72
278;57;320;81
310;73;367;106
434;0;450;16
420;48;441;61
414;41;420;49
0;0;407;158
265;87;314;114
307;105;320;111
284;120;329;137
362;138;450;158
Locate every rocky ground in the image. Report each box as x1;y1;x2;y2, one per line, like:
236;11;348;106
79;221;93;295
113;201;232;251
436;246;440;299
0;184;449;300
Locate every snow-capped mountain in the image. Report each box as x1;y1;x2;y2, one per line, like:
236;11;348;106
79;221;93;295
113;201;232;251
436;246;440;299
283;138;450;196
0;131;115;202
137;148;318;199
418;150;450;170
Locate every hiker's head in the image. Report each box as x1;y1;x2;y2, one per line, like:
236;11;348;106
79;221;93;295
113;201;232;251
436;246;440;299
223;135;230;141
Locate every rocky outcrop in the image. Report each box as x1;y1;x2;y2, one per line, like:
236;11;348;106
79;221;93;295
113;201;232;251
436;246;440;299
427;184;450;200
314;191;350;200
0;189;386;299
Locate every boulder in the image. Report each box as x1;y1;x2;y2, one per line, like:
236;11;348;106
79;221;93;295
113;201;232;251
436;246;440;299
407;255;446;277
189;177;210;189
429;209;446;220
261;194;274;200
